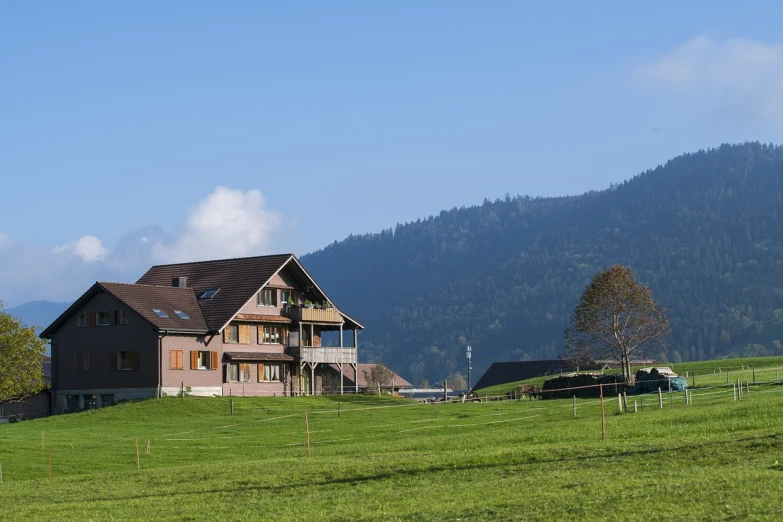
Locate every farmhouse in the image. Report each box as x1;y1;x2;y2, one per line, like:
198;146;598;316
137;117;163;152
41;254;363;411
321;363;412;394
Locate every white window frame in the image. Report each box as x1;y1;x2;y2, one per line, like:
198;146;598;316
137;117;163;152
197;350;211;370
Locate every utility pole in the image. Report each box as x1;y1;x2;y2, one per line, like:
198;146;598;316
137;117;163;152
466;345;473;391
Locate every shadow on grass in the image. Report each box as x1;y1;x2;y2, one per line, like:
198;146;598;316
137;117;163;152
60;432;783;505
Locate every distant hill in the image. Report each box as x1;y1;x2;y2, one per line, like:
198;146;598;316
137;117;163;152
302;143;783;384
6;300;70;330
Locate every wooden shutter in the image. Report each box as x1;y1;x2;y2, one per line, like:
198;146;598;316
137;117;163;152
258;363;265;382
256;325;262;344
223;327;231;343
177;350;184;369
89;312;97;327
239;324;250;344
130;351;139;371
170;350;180;370
190;350;198;370
109;351;116;371
211;351;219;370
108;310;116;325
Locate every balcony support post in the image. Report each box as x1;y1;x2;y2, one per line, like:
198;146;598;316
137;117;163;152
339;362;344;395
311;323;315;347
311;363;316;396
353;362;358;394
339;323;343;348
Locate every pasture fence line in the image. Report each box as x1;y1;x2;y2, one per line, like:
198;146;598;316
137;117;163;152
3;376;782;483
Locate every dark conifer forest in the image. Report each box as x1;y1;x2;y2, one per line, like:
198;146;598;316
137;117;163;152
302;143;783;383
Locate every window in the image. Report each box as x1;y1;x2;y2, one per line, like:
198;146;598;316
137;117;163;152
119;309;130;325
261;325;285;344
259;363;282;382
97;311;112;326
224;324;239;343
100;394;114;407
197;350;210;370
302;328;313;347
153;309;169;318
258;288;277;307
170;350;184;370
174;310;190;320
280;290;296;305
83;394;97;409
199;289;219;300
117;351;134;371
191;350;218;370
77;312;87;328
75;353;89;373
225;363;250;382
65;395;79;412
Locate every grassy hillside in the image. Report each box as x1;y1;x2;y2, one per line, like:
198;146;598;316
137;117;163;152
1;389;783;520
473;355;783;397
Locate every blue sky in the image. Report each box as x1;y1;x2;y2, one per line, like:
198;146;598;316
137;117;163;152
3;1;783;305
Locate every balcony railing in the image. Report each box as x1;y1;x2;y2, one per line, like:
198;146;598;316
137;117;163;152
284;305;343;324
287;346;357;365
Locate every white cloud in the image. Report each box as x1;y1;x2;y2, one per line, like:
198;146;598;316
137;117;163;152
638;36;783;125
52;235;109;262
0;187;287;306
151;187;283;263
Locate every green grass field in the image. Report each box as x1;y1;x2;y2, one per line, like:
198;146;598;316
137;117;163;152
473;356;783;397
2;377;783;521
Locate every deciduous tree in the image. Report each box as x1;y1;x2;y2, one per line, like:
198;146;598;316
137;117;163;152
365;363;394;392
565;266;670;385
0;302;48;401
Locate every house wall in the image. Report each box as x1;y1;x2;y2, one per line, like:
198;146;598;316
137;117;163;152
161;330;297;397
161;334;224;397
50;290;160;409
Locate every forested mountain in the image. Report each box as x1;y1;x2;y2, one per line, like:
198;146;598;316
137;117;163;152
302;143;783;384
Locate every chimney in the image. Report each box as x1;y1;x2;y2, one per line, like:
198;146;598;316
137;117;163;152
172;276;188;288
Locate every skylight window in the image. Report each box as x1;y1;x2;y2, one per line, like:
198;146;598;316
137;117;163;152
199;289;219;300
174;310;190;320
153;309;169;318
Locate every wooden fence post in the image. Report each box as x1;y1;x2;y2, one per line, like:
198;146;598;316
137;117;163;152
618;394;623;414
135;439;140;471
733;383;737;401
692;373;695;389
305;412;311;458
633;400;638;413
572;396;576;417
230;398;234;415
0;462;3;483
658;387;663;409
600;384;605;441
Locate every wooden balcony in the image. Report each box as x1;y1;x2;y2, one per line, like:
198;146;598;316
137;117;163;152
288;346;357;365
285;305;343;324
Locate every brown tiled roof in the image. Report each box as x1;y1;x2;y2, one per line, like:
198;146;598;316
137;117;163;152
99;282;209;332
327;363;412;389
136;254;293;331
224;351;295;362
235;314;292;323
